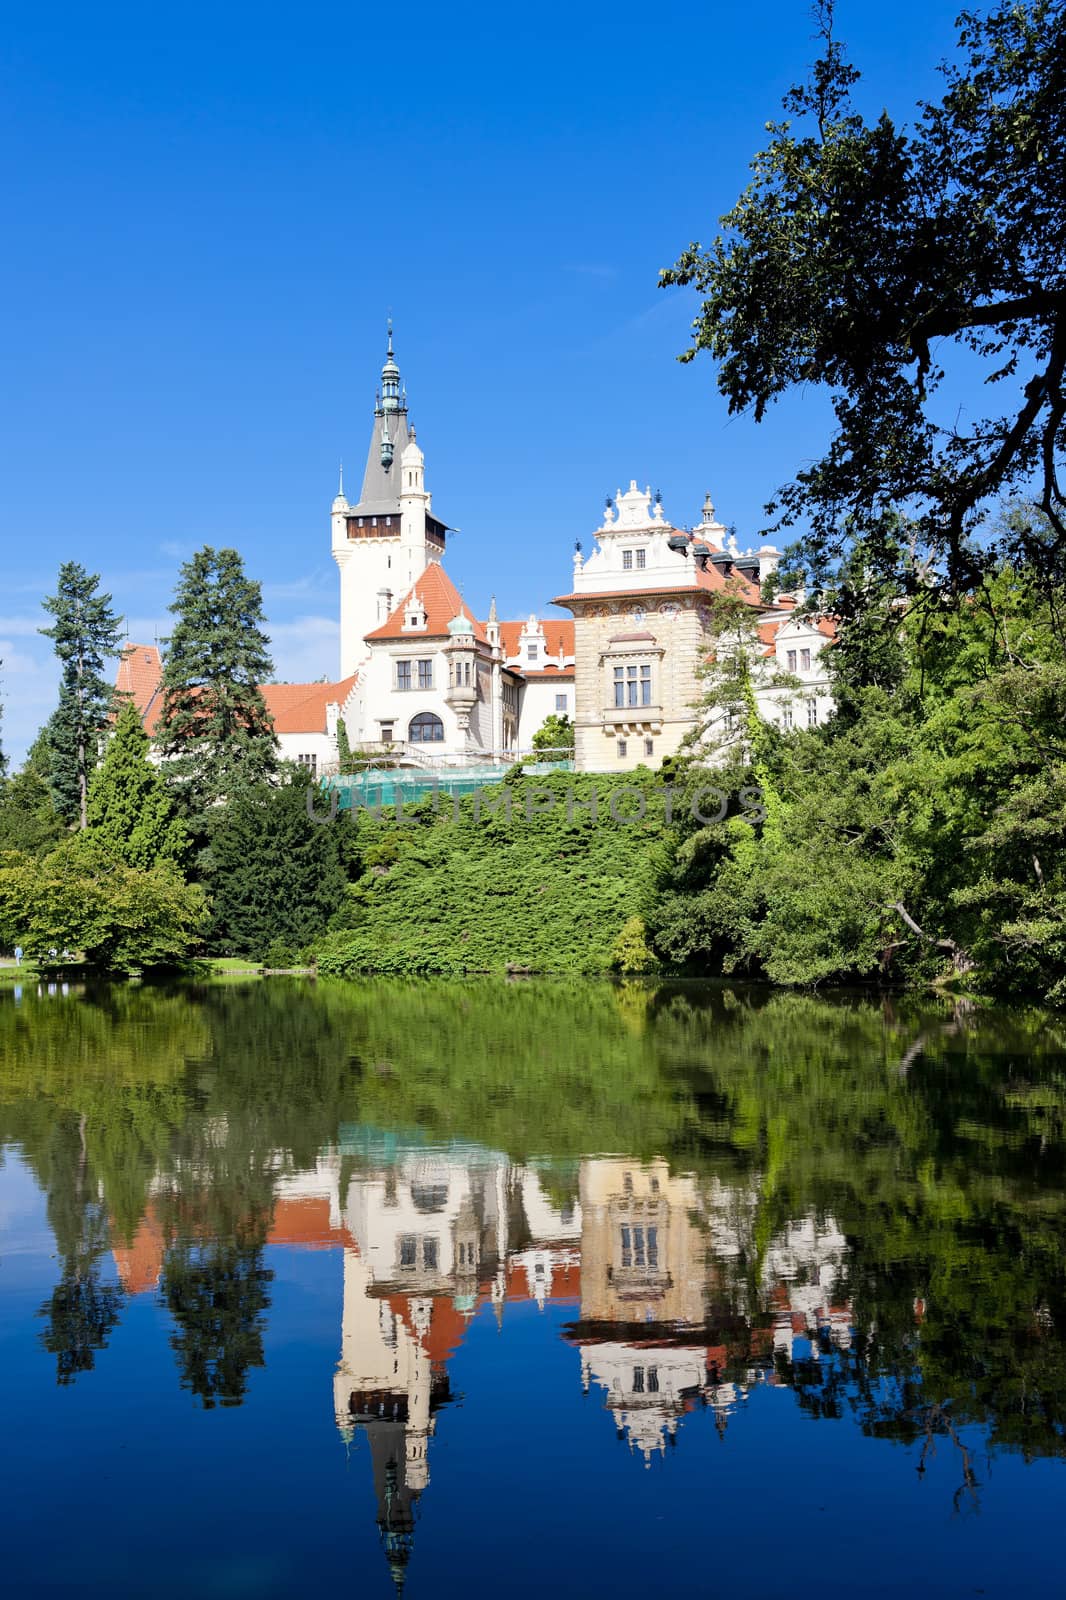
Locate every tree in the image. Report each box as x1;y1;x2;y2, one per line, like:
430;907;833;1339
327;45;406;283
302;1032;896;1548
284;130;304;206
0;834;206;973
86;700;188;869
40;562;124;827
158;547;277;815
206;771;348;959
530;712;575;759
0;733;65;862
661;0;1066;606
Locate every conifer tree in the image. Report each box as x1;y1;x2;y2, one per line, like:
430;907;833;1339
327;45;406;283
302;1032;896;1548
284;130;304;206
207;771;348;958
0;732;67;858
86;700;188;869
40;563;123;828
158;547;277;815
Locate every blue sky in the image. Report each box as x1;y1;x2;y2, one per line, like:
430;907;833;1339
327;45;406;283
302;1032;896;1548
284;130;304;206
1;0;968;763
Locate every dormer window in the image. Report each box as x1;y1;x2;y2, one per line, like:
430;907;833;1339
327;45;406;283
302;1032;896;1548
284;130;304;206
527;644;538;660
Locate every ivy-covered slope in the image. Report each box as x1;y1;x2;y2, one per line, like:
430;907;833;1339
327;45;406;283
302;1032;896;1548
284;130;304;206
316;769;676;976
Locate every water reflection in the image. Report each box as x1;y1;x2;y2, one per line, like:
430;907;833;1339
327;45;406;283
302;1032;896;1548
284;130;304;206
3;979;1066;1595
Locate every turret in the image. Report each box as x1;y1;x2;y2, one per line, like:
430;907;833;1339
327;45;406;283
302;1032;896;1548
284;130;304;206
444;609;478;739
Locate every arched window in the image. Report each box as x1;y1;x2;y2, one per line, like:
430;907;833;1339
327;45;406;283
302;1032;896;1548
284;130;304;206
409;712;444;743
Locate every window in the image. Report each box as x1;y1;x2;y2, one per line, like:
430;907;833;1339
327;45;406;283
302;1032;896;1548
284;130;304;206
296;752;317;777
644;738;654;757
527;644;538;660
800;647;811;671
417;658;433;689
647;1226;658;1268
396;660;412;691
632;1366;645;1393
636;548;646;569
555;693;567;713
381;723;394;743
451;659;471;687
648;1367;659;1393
808;699;818;728
614;663;652;708
622;550;633;570
423;1237;439;1271
410;712;444;743
620;1225;631;1266
786;649;797;671
782;704;793;731
399;1236;417;1269
617;739;627;757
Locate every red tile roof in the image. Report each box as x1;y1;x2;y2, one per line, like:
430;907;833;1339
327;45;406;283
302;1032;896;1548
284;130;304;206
117;645;358;738
364;563;488;643
259;674;358;735
116;643;165;734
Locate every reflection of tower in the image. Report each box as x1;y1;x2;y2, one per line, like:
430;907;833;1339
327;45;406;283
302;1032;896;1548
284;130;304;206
334;1251;449;1595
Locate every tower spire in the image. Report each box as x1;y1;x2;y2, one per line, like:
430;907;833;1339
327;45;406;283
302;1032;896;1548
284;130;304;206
381;320;405;414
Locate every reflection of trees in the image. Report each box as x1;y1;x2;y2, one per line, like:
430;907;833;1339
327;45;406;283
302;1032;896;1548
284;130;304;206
36;1114;125;1384
163;1234;272;1408
2;976;1066;1462
157;1117;278;1410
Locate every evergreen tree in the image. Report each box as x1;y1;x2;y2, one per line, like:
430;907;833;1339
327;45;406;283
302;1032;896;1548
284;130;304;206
207;771;348;958
40;563;123;828
158;546;277;816
86;700;188;869
0;732;67;859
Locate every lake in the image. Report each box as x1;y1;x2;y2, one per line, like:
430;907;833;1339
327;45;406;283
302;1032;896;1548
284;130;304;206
1;977;1064;1598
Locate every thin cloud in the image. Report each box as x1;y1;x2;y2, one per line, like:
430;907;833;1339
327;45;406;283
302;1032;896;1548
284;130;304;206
565;262;620;280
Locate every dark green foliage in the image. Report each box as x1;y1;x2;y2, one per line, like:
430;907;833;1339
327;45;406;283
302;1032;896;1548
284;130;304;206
317;769;676;975
0;733;66;864
158;546;277;816
207;772;349;958
662;0;1066;601
40;562;123;827
651;553;1066;1000
87;700;188;869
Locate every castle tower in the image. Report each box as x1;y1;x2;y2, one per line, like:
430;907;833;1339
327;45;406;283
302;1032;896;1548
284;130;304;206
332;326;450;678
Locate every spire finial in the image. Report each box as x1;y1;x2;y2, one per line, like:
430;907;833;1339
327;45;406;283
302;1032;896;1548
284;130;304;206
338;460;344;497
381;317;403;412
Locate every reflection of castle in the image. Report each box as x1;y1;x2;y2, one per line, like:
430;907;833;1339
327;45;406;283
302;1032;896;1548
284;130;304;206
109;1140;854;1564
332;1138;581;1593
567;1158;853;1464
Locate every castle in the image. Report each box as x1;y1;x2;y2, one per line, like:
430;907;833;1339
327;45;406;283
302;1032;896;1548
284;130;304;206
118;328;835;772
